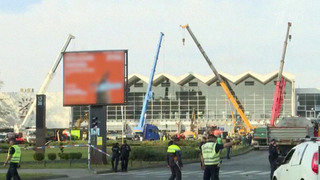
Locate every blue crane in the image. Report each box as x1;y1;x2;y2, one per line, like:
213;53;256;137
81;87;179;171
134;32;164;136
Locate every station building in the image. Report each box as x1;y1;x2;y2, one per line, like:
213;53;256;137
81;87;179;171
72;71;296;132
296;88;320;118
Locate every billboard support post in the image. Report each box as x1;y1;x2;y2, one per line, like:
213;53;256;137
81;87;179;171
88;105;91;170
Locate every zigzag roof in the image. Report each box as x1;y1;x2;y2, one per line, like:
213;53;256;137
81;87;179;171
128;71;295;86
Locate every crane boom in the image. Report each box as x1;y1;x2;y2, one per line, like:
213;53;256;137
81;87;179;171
270;22;292;126
21;34;75;127
181;24;254;131
135;32;164;131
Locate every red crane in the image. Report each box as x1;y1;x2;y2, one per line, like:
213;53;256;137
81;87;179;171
270;22;292;126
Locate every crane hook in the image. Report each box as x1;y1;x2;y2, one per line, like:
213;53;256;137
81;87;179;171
182;38;185;46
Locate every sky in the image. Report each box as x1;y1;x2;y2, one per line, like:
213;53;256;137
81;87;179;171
0;0;319;92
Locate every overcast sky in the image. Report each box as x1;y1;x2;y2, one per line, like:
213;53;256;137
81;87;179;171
0;0;319;92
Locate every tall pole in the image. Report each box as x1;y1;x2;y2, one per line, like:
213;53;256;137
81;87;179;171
88;105;91;170
121;106;124;144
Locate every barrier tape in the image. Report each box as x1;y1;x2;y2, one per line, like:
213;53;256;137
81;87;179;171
35;144;88;149
35;144;111;157
89;144;111;157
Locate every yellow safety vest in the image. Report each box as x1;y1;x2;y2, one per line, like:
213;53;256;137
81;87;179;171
202;142;220;165
8;145;21;163
167;144;180;161
167;144;180;153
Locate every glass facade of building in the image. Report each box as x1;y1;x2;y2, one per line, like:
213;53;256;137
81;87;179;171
72;72;295;130
296;88;320;118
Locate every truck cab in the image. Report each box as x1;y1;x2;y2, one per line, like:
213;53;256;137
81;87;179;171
143;124;160;140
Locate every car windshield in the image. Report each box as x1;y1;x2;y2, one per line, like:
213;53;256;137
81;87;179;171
0;135;5;138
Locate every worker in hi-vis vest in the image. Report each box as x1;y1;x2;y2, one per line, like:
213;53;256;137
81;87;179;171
201;134;233;180
167;138;183;180
3;138;21;180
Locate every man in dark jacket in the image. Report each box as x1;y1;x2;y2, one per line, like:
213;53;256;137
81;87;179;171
269;139;279;180
111;143;120;172
167;138;183;180
120;140;131;172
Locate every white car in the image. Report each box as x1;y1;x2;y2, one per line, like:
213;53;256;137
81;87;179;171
273;139;320;180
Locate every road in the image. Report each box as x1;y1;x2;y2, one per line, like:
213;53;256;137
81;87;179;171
53;149;270;180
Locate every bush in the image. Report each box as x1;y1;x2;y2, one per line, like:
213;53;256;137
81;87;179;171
75;152;82;159
0;144;10;153
58;153;70;160
181;147;200;159
130;146;167;161
69;152;82;160
33;152;45;161
47;153;57;161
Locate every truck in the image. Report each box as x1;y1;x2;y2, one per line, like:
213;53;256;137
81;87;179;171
252;126;268;149
142;124;160;140
267;117;314;155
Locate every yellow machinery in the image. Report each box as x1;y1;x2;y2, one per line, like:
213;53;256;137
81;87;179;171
75;113;89;129
181;24;254;133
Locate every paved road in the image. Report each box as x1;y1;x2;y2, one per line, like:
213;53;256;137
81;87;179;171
51;149;271;180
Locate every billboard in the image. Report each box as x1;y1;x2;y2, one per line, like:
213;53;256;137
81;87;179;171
63;50;127;106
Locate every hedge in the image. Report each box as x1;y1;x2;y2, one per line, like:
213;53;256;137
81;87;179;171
33;152;45;161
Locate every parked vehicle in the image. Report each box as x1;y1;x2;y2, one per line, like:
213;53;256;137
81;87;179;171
26;129;36;143
273;138;320;180
252;126;268;149
0;133;6;143
107;131;118;140
268;117;314;155
143;124;160;140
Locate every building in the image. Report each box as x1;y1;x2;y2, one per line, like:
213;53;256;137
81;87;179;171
72;71;295;132
296;88;320;118
0;71;299;132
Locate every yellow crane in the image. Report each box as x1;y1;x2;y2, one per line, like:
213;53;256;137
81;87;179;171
181;24;254;133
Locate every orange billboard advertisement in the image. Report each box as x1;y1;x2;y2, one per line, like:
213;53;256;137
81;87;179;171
63;50;127;106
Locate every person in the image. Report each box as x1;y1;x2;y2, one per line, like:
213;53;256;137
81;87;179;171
201;134;233;180
120;140;131;172
226;136;231;159
199;136;207;168
269;139;279;180
167;138;183;180
3;138;21;180
217;135;222;144
111;143;120;172
247;134;252;146
163;134;166;141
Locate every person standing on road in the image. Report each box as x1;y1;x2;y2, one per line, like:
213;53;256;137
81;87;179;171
247;134;252;146
199;136;207;168
226;136;231;159
120;140;131;172
268;139;279;180
3;138;21;180
201;134;233;180
167;138;183;180
111;143;120;172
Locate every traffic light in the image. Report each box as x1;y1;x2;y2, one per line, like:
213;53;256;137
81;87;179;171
92;116;99;128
